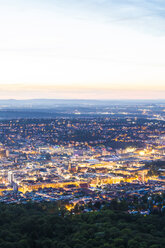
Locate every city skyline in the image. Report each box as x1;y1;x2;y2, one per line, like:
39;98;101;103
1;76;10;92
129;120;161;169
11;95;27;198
0;0;165;99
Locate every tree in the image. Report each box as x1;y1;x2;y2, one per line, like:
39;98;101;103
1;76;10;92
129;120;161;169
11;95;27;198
128;239;139;248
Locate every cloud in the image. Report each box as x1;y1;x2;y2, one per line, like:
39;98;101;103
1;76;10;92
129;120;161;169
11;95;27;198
52;0;165;35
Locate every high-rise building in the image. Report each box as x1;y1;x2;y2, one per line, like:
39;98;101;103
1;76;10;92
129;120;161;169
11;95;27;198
8;172;14;184
5;149;9;157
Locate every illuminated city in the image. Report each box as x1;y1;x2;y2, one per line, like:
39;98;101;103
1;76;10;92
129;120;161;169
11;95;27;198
0;100;164;214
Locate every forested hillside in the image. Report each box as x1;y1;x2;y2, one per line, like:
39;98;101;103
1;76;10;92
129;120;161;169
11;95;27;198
0;203;165;248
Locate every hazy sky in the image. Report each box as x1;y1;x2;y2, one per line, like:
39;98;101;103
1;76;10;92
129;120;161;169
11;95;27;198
0;0;165;99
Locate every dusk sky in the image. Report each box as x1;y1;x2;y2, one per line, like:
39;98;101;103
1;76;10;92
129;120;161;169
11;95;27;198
0;0;165;99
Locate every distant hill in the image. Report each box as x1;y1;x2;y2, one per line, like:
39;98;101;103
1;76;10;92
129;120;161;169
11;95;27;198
0;99;164;109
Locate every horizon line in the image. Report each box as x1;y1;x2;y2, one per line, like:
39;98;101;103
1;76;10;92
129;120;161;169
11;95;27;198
0;98;165;101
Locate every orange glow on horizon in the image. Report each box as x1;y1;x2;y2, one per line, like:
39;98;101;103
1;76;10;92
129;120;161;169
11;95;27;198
0;84;164;100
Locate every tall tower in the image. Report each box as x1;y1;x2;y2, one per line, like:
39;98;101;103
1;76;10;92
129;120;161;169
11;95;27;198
68;162;72;172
